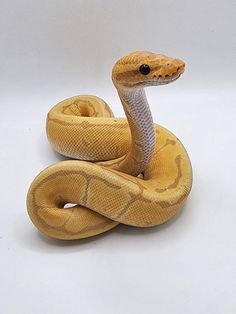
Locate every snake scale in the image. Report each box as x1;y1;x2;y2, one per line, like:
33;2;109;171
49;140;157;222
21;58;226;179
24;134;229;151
27;51;192;240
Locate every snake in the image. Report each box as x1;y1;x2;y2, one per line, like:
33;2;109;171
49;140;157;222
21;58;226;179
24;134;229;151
27;51;192;240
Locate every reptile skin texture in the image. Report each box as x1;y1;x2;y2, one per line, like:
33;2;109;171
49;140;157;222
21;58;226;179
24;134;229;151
27;51;193;240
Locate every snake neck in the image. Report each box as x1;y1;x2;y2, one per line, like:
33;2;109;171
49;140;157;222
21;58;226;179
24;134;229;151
116;88;156;177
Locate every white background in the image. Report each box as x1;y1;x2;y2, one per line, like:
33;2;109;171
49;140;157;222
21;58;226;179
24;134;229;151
0;1;236;313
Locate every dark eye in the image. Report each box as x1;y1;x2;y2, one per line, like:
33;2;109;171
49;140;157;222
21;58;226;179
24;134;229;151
139;64;151;75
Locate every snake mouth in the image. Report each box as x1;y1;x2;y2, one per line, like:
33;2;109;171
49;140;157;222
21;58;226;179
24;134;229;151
148;68;184;86
134;69;184;88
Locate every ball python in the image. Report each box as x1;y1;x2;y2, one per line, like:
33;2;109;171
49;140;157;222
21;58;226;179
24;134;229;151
27;51;192;240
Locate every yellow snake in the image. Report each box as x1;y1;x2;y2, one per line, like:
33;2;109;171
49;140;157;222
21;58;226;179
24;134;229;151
27;51;192;240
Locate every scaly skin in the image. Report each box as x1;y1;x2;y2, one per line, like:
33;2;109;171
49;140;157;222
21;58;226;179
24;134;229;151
27;51;192;240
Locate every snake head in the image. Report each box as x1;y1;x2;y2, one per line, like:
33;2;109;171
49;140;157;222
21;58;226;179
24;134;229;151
112;51;185;89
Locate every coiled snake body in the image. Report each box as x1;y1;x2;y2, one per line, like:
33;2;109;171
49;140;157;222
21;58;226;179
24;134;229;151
27;51;192;240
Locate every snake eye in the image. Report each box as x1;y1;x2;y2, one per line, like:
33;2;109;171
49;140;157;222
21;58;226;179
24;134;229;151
139;64;151;75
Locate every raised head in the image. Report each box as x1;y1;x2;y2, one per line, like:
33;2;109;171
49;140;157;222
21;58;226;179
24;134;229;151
112;51;185;89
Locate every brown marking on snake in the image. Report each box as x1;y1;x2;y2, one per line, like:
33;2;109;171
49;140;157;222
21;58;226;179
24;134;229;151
63;101;100;117
72;218;115;235
100;167;142;186
158;192;187;209
47;115;130;129
154;138;176;155
36;205;115;236
115;180;151;219
155;155;182;193
60;99;112;118
98;154;127;168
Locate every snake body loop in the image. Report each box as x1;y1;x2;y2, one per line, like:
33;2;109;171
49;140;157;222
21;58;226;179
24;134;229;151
27;51;192;239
